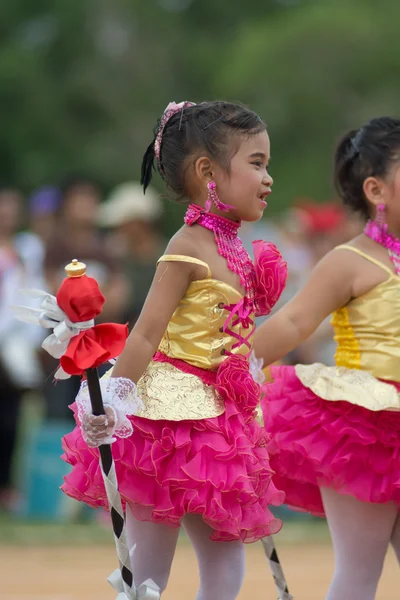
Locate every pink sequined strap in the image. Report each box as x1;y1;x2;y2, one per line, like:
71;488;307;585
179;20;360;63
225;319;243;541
154;101;195;167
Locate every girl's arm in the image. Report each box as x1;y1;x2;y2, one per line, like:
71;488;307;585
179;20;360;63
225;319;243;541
112;240;201;383
254;249;356;367
81;239;204;446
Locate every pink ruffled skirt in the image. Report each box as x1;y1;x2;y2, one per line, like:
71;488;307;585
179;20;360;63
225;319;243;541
61;354;284;542
262;365;400;516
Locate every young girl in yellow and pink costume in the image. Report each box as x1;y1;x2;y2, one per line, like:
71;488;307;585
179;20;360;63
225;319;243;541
61;100;287;599
255;117;400;599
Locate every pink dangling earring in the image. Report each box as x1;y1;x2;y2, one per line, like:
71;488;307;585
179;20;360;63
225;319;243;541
376;203;387;229
205;181;234;213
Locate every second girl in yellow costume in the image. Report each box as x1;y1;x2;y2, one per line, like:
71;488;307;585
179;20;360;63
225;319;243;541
255;116;400;599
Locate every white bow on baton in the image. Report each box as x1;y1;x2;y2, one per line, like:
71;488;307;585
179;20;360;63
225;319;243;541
107;544;160;600
12;289;94;379
108;569;160;600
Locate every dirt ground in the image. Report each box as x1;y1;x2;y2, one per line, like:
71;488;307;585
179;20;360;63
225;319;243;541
0;539;398;600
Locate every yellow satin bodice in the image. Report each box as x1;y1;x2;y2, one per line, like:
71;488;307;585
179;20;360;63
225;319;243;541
332;245;400;383
157;255;254;369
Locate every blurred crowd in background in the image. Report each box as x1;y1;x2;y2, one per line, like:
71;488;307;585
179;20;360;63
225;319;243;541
0;176;363;515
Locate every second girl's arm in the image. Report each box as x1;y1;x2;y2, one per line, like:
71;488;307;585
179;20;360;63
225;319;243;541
254;249;357;367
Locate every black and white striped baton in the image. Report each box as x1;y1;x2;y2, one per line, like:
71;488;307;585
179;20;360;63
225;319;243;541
261;536;293;600
86;368;160;600
13;263;160;600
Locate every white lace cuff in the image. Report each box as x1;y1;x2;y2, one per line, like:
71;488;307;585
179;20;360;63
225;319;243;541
249;351;265;386
76;376;145;441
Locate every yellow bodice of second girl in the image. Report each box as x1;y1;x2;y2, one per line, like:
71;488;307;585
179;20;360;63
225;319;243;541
332;245;400;381
295;245;400;411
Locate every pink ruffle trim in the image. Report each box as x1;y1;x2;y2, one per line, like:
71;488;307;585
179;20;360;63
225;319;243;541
61;355;284;542
262;365;400;516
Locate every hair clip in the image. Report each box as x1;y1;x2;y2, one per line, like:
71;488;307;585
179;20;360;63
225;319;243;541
203;114;226;131
179;106;185;131
350;128;364;156
351;137;360;154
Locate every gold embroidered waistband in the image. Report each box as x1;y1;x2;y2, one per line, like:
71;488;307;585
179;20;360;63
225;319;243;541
136;361;225;421
295;363;400;411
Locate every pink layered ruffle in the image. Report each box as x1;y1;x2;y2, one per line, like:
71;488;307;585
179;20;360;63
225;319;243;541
252;240;287;317
262;365;400;516
61;355;284;542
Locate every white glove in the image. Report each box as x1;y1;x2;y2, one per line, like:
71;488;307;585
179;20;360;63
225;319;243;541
76;374;145;448
81;405;117;447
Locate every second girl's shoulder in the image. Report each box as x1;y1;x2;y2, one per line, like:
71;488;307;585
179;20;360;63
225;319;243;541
316;238;364;278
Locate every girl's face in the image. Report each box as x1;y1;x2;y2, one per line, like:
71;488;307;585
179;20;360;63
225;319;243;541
213;130;272;222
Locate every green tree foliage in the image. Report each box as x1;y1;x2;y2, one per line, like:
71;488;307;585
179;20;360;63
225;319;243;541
1;0;399;222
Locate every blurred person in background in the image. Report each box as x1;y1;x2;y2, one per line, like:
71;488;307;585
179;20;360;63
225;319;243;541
276;201;361;366
0;187;42;510
44;174;125;313
295;200;346;262
289;201;346;365
275;204;315;306
41;175;127;421
99;182;166;327
25;185;61;244
15;185;61;293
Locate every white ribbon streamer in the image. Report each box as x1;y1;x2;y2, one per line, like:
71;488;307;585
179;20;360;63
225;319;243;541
108;568;160;600
12;288;94;379
107;549;160;600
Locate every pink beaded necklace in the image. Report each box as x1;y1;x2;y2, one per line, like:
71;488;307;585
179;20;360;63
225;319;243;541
364;209;400;275
184;204;257;301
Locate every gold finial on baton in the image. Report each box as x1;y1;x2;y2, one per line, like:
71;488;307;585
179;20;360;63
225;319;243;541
65;259;87;278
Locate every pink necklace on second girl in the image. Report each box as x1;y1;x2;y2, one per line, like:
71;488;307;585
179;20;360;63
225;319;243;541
364;203;400;275
184;203;257;303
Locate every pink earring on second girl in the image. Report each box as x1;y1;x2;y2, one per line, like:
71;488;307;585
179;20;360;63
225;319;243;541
376;203;387;229
205;181;235;213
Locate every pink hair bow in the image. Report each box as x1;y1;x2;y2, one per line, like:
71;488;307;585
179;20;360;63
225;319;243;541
154;101;195;163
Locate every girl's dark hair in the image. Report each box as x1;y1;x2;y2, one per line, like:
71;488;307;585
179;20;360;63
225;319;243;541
334;116;400;219
141;101;265;196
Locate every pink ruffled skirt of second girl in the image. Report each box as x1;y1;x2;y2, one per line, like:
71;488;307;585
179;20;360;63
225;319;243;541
61;354;284;543
262;365;400;516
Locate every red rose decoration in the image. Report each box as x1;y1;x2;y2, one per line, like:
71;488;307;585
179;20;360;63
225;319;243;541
216;354;260;420
252;240;287;317
56;274;128;376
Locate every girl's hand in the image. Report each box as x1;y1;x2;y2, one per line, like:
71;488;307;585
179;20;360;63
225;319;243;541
81;406;116;447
